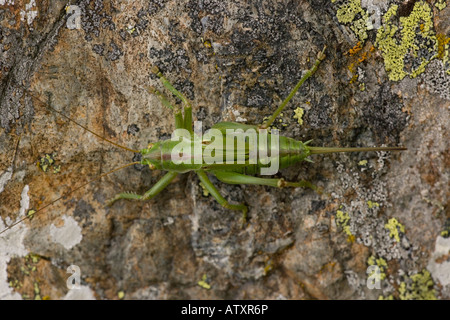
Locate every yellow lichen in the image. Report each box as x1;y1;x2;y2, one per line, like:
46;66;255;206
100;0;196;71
367;255;388;280
333;0;369;42
198;274;211;290
399;270;436;300
375;1;438;81
336;210;353;239
367;200;379;209
293;107;304;126
435;0;447;11
385;218;405;242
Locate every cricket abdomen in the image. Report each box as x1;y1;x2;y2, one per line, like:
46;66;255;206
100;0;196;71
278;136;311;170
200;135;311;175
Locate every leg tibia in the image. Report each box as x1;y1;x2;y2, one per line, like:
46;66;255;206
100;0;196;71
147;86;185;129
107;172;178;206
151;66;192;109
197;170;248;226
106;192;143;206
151;66;193;131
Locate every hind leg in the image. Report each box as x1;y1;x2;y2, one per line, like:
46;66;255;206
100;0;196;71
151;66;193;133
260;46;326;129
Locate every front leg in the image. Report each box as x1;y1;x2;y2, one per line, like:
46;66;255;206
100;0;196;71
107;171;179;206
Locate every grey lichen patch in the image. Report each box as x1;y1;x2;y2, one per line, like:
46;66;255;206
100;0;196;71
78;0;115;41
420;59;450;100
331;151;423;298
149;46;192;75
63;285;96;300
186;0;228;35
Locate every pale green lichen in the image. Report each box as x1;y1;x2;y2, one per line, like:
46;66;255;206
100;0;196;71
27;209;36;220
332;0;369;42
367;255;388;280
198;274;211;290
375;1;438;81
399;269;437;300
441;219;450;238
336;210;353;239
358;159;367;166
367;200;379;209
435;0;447;11
37;152;60;174
385;218;405;242
293;107;304;125
34;282;41;300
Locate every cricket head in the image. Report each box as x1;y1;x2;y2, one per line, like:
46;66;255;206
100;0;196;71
140;142;163;170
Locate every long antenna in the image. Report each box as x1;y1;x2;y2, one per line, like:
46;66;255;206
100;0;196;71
0;161;140;236
309;146;407;154
27;91;140;154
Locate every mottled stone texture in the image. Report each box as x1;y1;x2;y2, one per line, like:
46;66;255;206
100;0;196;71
0;0;448;300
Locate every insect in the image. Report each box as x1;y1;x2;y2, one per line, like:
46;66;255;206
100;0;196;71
0;45;406;234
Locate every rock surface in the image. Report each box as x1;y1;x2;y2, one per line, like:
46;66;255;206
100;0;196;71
0;0;448;300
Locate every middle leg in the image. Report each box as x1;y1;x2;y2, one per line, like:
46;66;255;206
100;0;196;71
196;169;248;226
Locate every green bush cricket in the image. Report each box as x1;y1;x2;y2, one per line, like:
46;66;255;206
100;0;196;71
0;45;406;234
